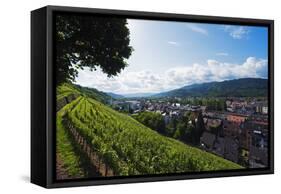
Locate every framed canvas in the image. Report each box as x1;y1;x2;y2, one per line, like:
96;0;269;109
31;5;274;188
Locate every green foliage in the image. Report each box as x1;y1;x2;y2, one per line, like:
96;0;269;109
193;112;205;144
133;111;166;134
74;84;112;104
56;82;80;101
165;120;177;137
171;112;199;144
56;14;133;83
173;122;188;139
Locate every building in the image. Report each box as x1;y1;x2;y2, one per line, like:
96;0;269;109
213;137;225;156
200;132;216;150
249;145;268;168
200;133;240;163
226;113;248;124
262;106;268;114
243;120;268;168
222;120;241;137
255;102;268;115
204;118;222;136
224;137;240;163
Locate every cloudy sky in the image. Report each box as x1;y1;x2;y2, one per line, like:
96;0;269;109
75;19;268;95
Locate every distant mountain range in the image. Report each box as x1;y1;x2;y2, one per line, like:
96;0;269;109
123;93;156;98
107;92;156;98
154;78;268;98
106;92;125;99
77;78;268;100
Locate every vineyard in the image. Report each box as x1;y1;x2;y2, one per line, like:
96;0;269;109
56;83;242;179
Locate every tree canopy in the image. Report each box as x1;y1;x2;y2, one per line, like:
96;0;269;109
133;112;166;134
55;14;133;83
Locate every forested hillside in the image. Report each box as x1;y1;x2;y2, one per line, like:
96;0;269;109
155;78;268;97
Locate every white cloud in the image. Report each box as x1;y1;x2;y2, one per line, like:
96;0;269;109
186;24;208;35
216;52;229;56
75;57;267;94
167;41;180;46
223;25;250;39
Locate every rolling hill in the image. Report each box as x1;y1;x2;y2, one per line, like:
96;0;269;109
73;84;113;104
154;78;268;98
56;83;242;178
56;83;114;104
106;92;125;99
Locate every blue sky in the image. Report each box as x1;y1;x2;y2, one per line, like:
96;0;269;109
76;19;268;94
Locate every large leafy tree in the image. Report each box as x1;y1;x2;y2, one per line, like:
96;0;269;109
56;14;133;84
133;112;166;134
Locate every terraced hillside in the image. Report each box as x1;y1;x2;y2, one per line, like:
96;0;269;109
56;83;242;179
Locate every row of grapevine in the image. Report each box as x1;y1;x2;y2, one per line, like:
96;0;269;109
62;116;114;176
57;96;113;179
56;83;80;100
56;97;87;179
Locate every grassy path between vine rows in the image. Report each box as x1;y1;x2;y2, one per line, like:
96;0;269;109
56;97;104;179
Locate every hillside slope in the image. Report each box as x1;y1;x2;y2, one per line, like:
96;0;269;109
56;83;242;177
57;83;113;104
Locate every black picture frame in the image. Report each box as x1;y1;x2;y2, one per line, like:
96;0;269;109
31;5;274;188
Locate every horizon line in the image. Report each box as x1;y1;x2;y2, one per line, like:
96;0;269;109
74;77;268;96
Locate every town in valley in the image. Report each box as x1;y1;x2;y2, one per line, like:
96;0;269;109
110;95;268;168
